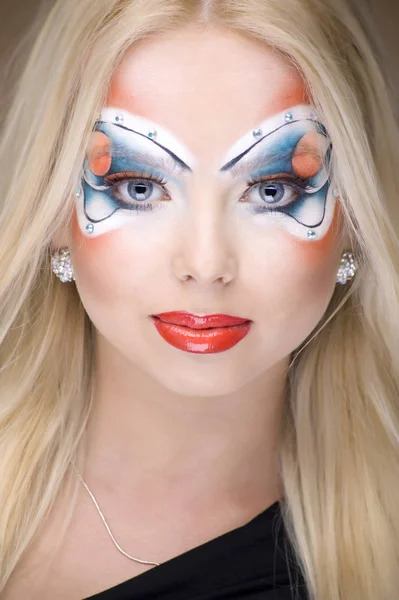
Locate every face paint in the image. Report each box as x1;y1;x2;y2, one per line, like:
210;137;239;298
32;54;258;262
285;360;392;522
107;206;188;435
220;104;335;241
76;107;196;237
76;104;335;242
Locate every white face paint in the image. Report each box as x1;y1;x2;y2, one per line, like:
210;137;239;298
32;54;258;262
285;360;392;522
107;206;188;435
76;104;335;241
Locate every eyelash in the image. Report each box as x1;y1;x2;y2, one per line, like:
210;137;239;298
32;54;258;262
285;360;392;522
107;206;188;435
108;172;307;213
246;174;306;188
109;171;168;186
245;174;307;195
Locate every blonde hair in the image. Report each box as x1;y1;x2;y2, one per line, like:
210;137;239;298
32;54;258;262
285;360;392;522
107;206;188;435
1;0;399;598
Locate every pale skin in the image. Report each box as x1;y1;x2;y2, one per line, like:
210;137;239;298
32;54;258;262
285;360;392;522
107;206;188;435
3;23;347;600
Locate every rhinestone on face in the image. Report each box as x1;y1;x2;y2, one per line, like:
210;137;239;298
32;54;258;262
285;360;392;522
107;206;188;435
252;128;263;138
307;230;317;239
285;113;293;123
333;188;340;198
85;223;94;234
310;112;317;120
147;128;157;139
114;113;124;125
75;188;82;197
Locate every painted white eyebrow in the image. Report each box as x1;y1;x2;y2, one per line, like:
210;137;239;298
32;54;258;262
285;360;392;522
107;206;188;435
219;104;323;171
100;107;197;171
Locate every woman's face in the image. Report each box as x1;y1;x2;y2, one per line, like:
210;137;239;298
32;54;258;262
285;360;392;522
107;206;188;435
65;24;344;395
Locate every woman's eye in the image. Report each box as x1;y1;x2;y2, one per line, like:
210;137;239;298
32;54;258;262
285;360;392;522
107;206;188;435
112;178;170;206
243;181;301;207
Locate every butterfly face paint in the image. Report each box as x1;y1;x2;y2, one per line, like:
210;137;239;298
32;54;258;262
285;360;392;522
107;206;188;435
219;104;334;241
76;107;196;237
76;104;335;242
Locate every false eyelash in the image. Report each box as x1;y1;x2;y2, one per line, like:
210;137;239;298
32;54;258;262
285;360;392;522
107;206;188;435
245;174;309;191
104;171;168;186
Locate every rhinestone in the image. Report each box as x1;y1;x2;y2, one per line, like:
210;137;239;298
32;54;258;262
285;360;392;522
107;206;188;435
285;112;293;123
310;111;317;120
75;188;82;197
333;188;340;197
147;128;157;139
85;223;94;234
114;113;124;125
307;230;317;239
252;128;263;138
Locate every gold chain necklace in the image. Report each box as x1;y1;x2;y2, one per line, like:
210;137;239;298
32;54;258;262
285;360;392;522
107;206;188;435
71;462;160;566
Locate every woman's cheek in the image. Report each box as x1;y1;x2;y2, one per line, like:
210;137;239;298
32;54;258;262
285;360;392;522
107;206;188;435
255;199;342;285
270;202;343;316
70;208;131;305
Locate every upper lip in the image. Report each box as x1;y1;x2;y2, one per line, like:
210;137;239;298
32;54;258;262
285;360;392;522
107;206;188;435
152;312;251;329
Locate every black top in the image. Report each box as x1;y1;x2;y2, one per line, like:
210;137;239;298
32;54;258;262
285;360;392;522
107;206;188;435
85;500;309;600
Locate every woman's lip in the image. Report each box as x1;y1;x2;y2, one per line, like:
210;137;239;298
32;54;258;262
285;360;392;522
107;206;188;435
151;317;252;354
152;312;251;329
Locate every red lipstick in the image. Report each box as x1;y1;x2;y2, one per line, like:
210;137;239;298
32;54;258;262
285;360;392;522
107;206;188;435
151;312;252;354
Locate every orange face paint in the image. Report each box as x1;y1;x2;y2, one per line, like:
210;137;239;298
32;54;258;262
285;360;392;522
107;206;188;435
292;132;323;179
87;132;112;176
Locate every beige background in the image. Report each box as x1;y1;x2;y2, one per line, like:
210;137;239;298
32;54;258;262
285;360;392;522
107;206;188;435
0;0;42;57
0;0;398;104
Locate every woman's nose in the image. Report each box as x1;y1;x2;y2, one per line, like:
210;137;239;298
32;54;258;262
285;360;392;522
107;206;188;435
171;190;237;286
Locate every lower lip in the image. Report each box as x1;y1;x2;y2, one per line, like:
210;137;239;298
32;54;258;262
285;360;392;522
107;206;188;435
151;317;252;354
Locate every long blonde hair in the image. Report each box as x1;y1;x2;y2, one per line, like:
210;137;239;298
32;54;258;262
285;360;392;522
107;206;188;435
1;0;399;598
